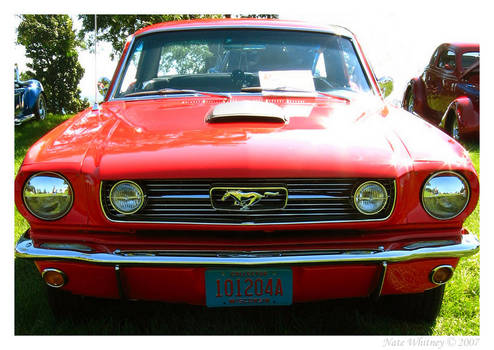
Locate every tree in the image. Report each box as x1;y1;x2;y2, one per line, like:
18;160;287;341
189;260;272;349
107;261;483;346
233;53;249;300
17;15;89;114
78;14;278;59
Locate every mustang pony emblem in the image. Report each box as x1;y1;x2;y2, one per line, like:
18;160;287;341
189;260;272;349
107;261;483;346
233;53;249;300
221;190;280;210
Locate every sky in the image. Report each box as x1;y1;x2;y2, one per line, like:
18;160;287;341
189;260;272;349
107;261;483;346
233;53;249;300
12;2;481;106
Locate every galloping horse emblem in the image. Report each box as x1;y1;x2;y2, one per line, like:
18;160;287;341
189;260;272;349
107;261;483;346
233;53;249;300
221;190;280;210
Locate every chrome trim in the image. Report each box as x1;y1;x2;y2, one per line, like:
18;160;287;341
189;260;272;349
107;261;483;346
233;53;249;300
134;24;354;39
14;113;36;126
210;186;288;212
41;268;67;288
99;180;396;225
421;171;470;220
403;240;456;250
108;180;145;215
40;242;93;252
16;231;479;266
353;181;388;215
22;171;74;221
372;261;387;300
430;264;454;285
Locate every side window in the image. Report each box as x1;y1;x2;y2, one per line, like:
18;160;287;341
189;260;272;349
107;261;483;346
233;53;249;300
461;51;479;70
120;41;143;93
338;39;371;92
429;49;439;66
437;50;456;71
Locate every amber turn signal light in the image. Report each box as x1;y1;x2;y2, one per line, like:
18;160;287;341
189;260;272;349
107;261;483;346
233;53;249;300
430;265;454;285
42;268;67;288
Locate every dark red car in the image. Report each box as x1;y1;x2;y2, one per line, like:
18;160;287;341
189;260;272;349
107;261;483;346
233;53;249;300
15;19;479;323
402;43;479;141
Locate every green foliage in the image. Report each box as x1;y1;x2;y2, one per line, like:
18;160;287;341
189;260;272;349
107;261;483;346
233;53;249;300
159;44;214;75
78;14;278;59
78;15;218;59
17;15;90;114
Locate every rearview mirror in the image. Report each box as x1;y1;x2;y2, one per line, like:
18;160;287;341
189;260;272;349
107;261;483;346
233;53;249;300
378;76;393;98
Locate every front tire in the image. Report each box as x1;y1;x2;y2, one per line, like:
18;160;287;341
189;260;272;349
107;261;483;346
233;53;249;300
381;285;445;322
449;113;461;141
34;94;47;121
404;88;415;113
45;286;82;319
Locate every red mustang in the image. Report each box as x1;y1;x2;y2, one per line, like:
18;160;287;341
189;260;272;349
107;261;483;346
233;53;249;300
15;19;479;322
403;43;479;141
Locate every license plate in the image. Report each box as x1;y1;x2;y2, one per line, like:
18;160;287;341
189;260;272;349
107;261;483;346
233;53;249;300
205;268;293;307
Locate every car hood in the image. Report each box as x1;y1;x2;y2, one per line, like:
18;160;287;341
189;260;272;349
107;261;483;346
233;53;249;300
23;94;470;180
92;95;411;179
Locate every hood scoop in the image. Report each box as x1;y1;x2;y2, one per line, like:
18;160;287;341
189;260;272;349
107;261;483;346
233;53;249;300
206;101;287;123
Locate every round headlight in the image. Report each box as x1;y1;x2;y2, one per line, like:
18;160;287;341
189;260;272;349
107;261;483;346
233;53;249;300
23;172;73;220
422;171;469;220
109;180;145;214
354;181;388;215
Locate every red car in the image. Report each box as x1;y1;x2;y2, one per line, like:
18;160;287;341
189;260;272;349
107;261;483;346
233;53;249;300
15;19;479;322
402;43;479;141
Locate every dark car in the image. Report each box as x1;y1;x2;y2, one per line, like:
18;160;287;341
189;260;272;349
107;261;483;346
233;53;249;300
402;43;479;141
14;64;47;125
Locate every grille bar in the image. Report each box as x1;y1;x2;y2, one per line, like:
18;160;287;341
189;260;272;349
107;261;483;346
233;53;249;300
101;179;395;224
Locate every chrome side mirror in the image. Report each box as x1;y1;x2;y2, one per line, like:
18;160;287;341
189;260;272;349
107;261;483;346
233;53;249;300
14;64;20;83
378;76;393;98
97;77;111;98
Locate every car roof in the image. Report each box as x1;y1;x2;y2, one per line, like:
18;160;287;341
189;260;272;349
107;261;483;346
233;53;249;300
133;18;355;38
441;42;479;52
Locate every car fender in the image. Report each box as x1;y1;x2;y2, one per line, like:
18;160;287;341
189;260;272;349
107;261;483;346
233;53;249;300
22;80;44;113
439;97;478;135
403;77;428;116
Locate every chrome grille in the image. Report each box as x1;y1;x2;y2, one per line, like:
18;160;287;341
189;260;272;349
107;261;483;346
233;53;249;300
100;179;395;224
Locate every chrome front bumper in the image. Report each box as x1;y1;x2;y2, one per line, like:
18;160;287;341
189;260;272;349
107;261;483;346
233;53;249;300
14;113;35;126
15;231;480;266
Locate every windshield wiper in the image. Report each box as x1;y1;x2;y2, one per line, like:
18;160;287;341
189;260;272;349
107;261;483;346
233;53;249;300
240;86;349;102
123;88;230;100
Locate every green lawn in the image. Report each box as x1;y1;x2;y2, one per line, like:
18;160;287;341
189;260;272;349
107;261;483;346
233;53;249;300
14;116;480;335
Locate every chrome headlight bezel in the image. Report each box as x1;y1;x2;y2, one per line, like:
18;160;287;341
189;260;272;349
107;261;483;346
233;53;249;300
421;171;470;220
353;181;388;215
22;172;74;221
108;180;145;215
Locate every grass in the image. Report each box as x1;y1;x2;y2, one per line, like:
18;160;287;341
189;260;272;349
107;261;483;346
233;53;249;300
14;117;480;335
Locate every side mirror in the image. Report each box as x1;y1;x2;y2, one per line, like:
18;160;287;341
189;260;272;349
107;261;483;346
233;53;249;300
378;76;393;98
14;64;20;83
97;77;111;98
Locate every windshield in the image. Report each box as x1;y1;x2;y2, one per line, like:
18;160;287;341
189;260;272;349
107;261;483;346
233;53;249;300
114;29;372;98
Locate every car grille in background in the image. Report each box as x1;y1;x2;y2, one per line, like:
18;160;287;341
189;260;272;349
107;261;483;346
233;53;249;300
100;179;395;224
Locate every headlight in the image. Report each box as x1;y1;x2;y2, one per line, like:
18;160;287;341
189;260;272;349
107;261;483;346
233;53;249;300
422;171;469;220
23;172;73;220
354;181;388;215
109;180;145;214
